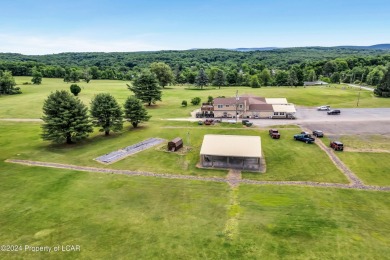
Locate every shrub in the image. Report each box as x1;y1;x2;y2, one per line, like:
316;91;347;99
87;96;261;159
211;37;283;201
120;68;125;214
181;100;187;107
191;97;201;105
70;84;81;96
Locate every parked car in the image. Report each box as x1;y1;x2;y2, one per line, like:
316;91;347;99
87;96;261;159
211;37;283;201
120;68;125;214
312;130;324;137
330;141;344;151
327;109;341;115
269;129;281;139
294;134;315;143
242;119;249;125
317;105;330;111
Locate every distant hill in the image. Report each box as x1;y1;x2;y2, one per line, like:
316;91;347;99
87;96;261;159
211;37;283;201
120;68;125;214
233;47;278;52
335;44;390;50
231;44;390;51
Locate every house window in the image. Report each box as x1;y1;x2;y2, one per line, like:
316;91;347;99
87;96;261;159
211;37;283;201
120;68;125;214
226;105;229;108
239;104;243;109
217;105;223;108
280;112;285;115
274;112;279;115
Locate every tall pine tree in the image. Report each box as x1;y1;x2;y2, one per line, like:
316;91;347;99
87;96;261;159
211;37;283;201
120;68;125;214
42;90;93;144
195;68;209;89
90;93;124;135
127;70;162;106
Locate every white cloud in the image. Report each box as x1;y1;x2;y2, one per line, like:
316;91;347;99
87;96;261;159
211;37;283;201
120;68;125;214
0;34;165;55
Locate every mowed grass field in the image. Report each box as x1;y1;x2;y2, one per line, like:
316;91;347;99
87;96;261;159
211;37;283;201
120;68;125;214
322;135;390;186
0;77;389;259
0;165;389;259
0;77;389;119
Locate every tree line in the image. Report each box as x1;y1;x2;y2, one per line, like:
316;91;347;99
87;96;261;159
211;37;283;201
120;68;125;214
42;91;151;144
1;48;390;86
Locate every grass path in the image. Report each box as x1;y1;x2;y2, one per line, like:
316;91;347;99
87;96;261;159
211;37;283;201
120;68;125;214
6;159;390;191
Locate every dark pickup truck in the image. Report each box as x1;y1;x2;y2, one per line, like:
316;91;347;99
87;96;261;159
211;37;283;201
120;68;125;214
269;129;281;139
293;134;315;144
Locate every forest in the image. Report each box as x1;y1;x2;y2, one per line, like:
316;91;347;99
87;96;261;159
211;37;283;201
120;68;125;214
1;47;390;87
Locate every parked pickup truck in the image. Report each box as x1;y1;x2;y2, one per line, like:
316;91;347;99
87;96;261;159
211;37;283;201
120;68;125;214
269;129;281;139
293;134;315;144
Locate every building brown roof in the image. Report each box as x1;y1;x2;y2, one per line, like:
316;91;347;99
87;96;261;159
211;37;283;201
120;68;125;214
249;104;274;111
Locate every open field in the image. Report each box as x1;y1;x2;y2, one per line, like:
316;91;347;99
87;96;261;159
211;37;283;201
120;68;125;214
0;77;390;119
319;135;390;186
0;165;389;259
238;185;390;259
0;121;347;183
336;153;390;186
0;78;389;259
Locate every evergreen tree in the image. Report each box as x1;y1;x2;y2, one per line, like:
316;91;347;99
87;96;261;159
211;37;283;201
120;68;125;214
374;66;390;97
127;70;162;106
41;90;93;144
90;93;124;135
213;69;226;89
123;96;151;128
195;68;208;89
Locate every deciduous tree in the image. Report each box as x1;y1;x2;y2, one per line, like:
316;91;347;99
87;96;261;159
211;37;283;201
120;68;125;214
31;68;43;85
374;66;390;97
150;62;174;88
70;84;81;96
0;70;21;95
90;93;123;135
41;90;93;144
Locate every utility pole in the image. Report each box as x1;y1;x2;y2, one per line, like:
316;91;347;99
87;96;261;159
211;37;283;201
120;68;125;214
357;73;364;107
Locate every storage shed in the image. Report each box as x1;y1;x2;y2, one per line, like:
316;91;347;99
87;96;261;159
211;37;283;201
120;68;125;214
200;135;262;171
168;137;183;152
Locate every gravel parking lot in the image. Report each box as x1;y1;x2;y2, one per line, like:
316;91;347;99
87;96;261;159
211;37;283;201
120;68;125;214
252;108;390;135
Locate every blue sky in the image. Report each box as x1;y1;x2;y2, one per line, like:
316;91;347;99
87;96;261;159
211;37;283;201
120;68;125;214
0;0;389;54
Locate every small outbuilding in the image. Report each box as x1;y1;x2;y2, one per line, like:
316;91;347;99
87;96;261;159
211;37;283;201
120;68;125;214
168;137;183;152
200;134;262;171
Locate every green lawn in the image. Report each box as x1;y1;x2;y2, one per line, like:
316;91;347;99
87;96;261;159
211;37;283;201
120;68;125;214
0;122;348;183
237;185;390;259
0;166;389;259
0;162;230;259
243;130;348;183
335;135;390;151
1;78;389;259
337;153;390;186
321;135;390;186
0;77;389;119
